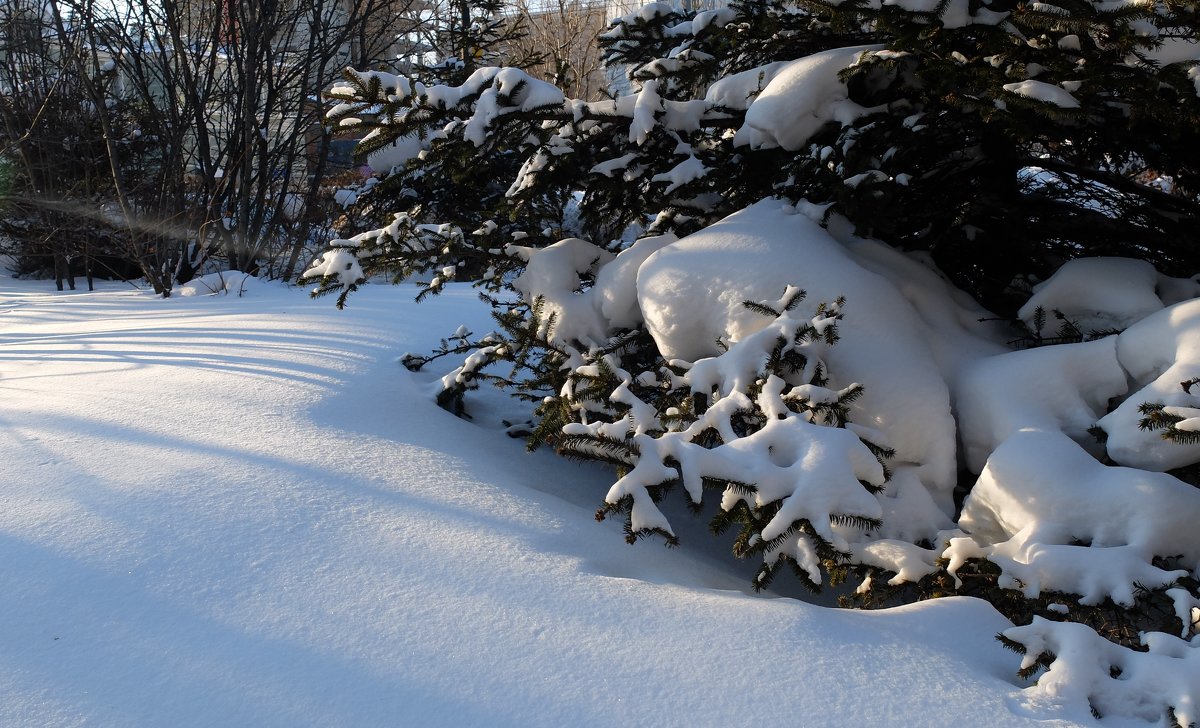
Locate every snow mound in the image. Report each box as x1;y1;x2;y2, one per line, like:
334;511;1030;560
736;46;883;151
1017;257;1194;334
1099;297;1200;470
1004;618;1200;727
956;338;1127;472
177;271;261;297
636;199;958;517
949;430;1200;606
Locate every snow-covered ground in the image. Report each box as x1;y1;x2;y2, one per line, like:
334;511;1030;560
0;275;1094;726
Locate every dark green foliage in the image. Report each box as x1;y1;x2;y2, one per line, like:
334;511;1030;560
806;0;1200;312
1138;377;1200;449
325;2;563;272
555;292;895;591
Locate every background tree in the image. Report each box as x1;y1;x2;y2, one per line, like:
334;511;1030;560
0;0;132;290
512;0;608;100
337;0;560;271
1;0;418;293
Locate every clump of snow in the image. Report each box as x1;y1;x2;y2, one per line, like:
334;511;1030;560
304;247;366;289
1098;297;1200;470
507;237;614;345
591;233;676;330
367;134;424;174
1016;256;1194;334
177;271;261;297
637;200;958;518
651;154;707;194
948;430;1200;606
955;338;1127;472
1002;80;1081;108
689;7;737;34
704;61;792;110
630;79;664;145
603;1;675;36
1004;618;1200;726
736;46;884;151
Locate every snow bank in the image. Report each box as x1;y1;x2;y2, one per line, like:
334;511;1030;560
0;277;1090;727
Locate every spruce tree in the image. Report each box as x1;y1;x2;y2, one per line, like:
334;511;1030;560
306;5;1200;721
335;0;554;269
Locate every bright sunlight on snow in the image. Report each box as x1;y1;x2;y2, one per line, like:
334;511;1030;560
0;275;1093;727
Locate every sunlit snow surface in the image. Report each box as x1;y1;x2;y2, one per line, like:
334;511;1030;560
0;275;1094;727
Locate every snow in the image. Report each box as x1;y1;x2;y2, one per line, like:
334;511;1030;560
703;61;792;110
736;46;884;151
629;78;663;145
367;134;424;174
1004;619;1200;728
1016;256;1189;333
506;237;614;345
650;153;707;194
1098;297;1200;470
333;67;567;149
591;233;676;330
177;271;261;297
1001;80;1081;108
637;200;959;518
817;0;1007;25
0;276;1095;727
950;430;1200;605
956;338;1127;472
